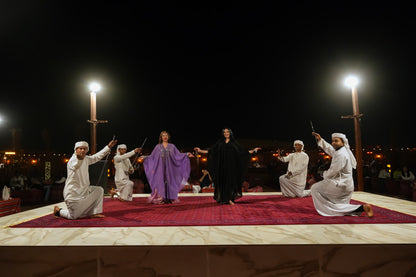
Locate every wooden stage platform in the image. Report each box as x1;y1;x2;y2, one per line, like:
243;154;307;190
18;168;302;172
1;192;416;276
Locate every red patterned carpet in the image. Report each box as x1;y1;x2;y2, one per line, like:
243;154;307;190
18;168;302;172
11;195;416;228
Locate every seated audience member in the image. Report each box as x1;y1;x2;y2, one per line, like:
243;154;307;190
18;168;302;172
392;167;402;180
199;169;213;188
400;166;415;182
9;171;27;190
378;163;391;180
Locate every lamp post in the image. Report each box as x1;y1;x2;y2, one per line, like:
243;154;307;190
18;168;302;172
87;82;108;154
342;76;364;191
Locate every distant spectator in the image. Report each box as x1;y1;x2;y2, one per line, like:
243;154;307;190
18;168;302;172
400;166;415;182
378;163;391;180
199;170;213;188
42;178;54;202
54;177;66;185
307;171;321;189
364;157;378;177
392;167;402;180
377;163;391;193
9;171;27;190
30;177;43;190
317;159;330;178
307;162;323;189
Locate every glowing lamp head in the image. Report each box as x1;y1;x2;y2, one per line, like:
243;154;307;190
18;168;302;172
344;76;359;88
89;82;101;93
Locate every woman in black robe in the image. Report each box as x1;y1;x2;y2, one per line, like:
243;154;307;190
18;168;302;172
194;128;261;205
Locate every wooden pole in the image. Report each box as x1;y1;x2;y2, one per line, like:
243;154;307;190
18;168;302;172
352;87;364;191
90;92;97;154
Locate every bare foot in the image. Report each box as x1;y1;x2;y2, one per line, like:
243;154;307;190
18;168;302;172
229;200;235;205
109;189;116;199
363;204;374;218
90;214;105;218
53;206;61;217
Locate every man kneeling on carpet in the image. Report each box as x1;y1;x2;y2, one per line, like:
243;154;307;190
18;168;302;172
110;144;142;201
311;132;373;217
277;140;311;198
54;139;117;219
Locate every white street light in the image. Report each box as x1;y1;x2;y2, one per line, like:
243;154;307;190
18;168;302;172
89;82;101;93
87;82;107;154
342;75;364;191
344;75;359;88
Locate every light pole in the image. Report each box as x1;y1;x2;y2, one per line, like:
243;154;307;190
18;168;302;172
87;82;108;154
342;76;364;191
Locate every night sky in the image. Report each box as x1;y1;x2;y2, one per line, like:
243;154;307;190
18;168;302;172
1;1;415;153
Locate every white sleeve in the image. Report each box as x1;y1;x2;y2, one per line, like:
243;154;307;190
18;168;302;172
114;150;136;162
86;146;111;165
281;154;290;163
317;139;335;157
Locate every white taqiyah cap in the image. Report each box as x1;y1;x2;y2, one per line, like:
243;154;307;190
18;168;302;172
117;144;127;151
74;141;89;152
293;140;304;150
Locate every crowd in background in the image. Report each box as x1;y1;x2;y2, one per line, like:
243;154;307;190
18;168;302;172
1;147;416;205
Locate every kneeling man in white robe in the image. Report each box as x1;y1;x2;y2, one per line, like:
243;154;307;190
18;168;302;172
110;144;141;201
54;139;117;219
311;132;373;217
278;140;311;197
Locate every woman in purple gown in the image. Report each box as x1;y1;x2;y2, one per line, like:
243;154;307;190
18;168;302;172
141;131;193;204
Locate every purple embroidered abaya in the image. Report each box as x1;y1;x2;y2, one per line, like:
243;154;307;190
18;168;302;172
144;143;190;203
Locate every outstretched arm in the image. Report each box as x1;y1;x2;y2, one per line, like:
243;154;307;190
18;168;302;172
312;132;321;142
89;139;117;164
194;147;208;154
312;132;335;156
248;147;261;154
108;139;118;149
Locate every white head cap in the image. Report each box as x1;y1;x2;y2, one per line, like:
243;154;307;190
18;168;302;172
293;140;304;151
331;133;357;169
117;144;127;151
74;141;89;152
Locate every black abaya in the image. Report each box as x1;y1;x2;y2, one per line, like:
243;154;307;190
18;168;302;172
208;139;249;204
